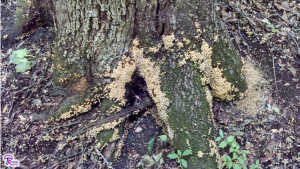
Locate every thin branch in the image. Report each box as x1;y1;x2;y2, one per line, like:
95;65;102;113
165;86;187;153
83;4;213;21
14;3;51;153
271;53;278;94
95;147;114;169
71;97;153;136
287;31;300;55
14;76;52;95
7;95;15;117
39;121;82;138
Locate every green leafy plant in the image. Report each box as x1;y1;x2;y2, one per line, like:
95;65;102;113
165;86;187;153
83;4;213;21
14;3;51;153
148;137;156;154
267;24;282;35
249;160;262;169
158;135;168;142
215;129;250;169
167;149;192;168
147;135;169;155
9;48;35;72
272;107;280;115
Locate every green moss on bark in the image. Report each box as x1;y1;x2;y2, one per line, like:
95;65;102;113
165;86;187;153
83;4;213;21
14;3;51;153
211;33;247;99
52;94;86;120
161;53;217;169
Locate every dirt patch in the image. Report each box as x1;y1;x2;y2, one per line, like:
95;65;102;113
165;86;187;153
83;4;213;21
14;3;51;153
234;59;269;116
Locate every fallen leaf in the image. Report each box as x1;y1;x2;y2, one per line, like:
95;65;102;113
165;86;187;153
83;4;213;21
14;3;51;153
272;107;280;114
288;67;296;77
265;141;276;158
2;104;8;114
266;96;272;104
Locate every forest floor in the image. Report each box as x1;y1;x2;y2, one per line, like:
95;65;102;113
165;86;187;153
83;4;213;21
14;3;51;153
1;0;300;169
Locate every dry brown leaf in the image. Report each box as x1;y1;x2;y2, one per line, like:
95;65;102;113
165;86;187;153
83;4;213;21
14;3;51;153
265;141;276;158
274;3;293;11
266;96;272;104
2;104;8;114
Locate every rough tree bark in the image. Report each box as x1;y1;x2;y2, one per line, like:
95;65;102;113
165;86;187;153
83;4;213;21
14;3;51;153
15;0;247;168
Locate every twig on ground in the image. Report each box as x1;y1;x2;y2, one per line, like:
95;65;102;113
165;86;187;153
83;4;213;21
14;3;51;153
14;76;51;95
39;121;81;138
287;31;300;54
49;145;91;168
71;97;153;136
271;53;278;94
49;157;76;169
237;21;250;51
0;87;10;90
7;95;15;117
275;13;300;29
6;110;21;127
95;147;114;169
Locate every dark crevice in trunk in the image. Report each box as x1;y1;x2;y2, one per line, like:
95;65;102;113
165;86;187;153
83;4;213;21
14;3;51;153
132;0;138;39
160;23;165;36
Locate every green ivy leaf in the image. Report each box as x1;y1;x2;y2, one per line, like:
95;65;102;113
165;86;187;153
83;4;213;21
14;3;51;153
9;48;33;72
227;136;235;143
236;144;240;150
181;159;188;168
222;156;227;162
148;137;155;154
12;48;29;58
272;107;280;114
227;161;233;169
229;147;234;153
153;153;162;162
182;149;192;156
231;141;237;148
256;159;259;165
177;158;181;163
267;24;275;29
275;24;282;28
219;141;227;148
272;29;280;33
158;135;168;142
167;153;179;159
232;153;238;160
219;129;224;137
177;150;182;156
215;136;222;142
238;157;245;164
226;155;232;161
233;163;240;169
15;59;31;72
9;54;20;64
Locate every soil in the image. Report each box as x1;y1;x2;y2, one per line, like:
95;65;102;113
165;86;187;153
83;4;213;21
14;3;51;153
1;0;300;169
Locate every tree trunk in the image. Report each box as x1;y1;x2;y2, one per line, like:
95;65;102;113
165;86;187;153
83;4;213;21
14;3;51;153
25;0;247;168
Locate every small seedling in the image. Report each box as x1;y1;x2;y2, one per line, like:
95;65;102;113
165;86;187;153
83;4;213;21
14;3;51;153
249;159;262;169
215;129;250;169
9;48;35;72
148;135;169;155
158;135;168;142
167;149;192;168
267;24;282;36
272;107;280;115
